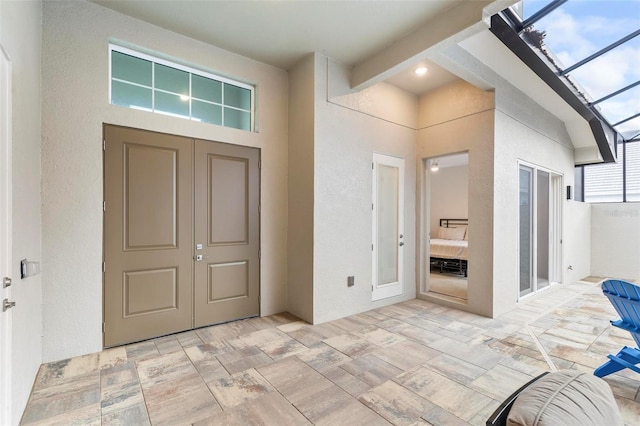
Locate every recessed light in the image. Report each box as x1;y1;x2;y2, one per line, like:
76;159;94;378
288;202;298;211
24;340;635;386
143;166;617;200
415;66;428;76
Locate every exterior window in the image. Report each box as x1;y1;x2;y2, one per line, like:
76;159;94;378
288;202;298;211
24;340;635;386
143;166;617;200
584;142;624;203
110;45;254;132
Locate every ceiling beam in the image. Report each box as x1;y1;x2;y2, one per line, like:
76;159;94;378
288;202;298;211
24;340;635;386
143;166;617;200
350;0;516;91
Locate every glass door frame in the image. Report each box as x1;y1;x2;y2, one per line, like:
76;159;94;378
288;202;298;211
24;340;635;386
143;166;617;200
517;160;563;300
371;153;404;301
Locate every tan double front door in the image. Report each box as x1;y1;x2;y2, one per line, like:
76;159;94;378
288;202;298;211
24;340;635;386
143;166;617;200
103;125;260;347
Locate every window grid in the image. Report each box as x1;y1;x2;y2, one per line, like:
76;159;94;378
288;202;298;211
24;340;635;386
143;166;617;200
582;140;640;203
109;44;253;131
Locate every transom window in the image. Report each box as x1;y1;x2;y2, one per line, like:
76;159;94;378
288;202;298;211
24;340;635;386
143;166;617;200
109;45;254;132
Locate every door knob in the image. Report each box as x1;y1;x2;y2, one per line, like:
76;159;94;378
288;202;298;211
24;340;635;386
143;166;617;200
3;299;15;312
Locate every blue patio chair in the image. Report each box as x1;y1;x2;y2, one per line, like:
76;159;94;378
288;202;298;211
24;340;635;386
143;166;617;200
594;279;640;378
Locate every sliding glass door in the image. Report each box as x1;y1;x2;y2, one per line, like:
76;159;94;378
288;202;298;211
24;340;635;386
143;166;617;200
519;163;562;298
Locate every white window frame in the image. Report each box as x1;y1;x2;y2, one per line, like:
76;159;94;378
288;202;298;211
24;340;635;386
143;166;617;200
109;44;255;132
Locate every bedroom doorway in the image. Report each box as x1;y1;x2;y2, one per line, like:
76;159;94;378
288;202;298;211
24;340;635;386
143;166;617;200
425;152;469;302
518;163;562;298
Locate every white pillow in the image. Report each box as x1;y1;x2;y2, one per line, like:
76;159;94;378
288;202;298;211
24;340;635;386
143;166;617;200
437;226;465;240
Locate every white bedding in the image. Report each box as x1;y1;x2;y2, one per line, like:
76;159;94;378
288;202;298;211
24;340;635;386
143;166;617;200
430;238;468;260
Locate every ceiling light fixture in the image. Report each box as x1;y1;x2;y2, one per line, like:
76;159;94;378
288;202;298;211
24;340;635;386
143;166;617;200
180;95;190;101
415;66;428;76
431;160;439;172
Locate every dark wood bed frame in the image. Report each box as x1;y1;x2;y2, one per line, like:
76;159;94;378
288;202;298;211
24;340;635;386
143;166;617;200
430;218;468;277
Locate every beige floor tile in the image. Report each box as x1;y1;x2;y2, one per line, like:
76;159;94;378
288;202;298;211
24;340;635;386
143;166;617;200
136;351;197;387
258;356;334;405
142;373;221;425
295;385;390;426
426;353;487;384
174;330;204;348
216;345;273;375
321;366;372;397
426;336;504;370
396;366;493;422
20;281;640;426
468;364;534;401
206;368;274;409
259;335;309;360
323;333;379;358
22;373;100;424
296;342;352;371
226;327;288;350
153;335;183;354
124;341;159;362
372;340;440;371
101;402;150;426
99;347;128;370
341;353;404;387
194;392;311;425
359;380;436;425
357;325;407;347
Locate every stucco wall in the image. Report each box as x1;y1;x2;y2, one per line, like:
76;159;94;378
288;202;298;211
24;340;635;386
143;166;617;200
417;80;495;317
312;55;418;323
287;54;315;323
493;85;579;316
1;0;43;422
591;203;640;280
429;165;469;232
42;1;288;362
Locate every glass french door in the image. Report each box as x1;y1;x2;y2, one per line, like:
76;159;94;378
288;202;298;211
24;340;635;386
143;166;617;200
519;163;562;298
372;153;404;301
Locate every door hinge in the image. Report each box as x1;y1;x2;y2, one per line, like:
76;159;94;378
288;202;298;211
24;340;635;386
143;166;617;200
371;285;373;292
103;322;106;333
371;244;374;251
258;250;261;259
372;203;374;210
259;204;261;214
103;139;106;151
102;262;106;272
372;162;374;170
103;201;106;211
258;160;261;169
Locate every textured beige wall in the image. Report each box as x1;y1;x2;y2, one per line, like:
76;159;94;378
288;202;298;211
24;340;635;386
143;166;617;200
312;55;418;324
429;165;469;232
42;1;288;362
493;84;578;316
287;54;315;322
1;1;42;421
591;203;639;280
417;80;495;317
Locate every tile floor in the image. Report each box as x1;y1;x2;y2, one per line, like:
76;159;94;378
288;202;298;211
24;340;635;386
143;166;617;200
20;278;640;425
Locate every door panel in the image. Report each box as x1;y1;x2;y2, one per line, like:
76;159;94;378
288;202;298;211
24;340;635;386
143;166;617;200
124;143;178;250
194;140;259;327
372;153;404;301
104;125;193;347
0;43;12;425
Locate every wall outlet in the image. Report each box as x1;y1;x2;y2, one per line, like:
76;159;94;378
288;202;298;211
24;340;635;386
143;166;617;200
347;276;355;287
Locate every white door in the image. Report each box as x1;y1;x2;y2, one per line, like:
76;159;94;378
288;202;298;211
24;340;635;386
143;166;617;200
0;43;13;426
372;153;404;301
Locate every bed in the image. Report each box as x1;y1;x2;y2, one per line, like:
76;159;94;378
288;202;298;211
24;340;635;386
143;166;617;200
430;218;468;277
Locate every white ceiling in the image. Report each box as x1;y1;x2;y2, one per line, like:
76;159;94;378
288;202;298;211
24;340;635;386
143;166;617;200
91;0;463;95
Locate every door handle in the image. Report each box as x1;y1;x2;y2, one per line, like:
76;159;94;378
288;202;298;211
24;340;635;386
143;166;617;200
195;254;209;261
3;299;16;312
